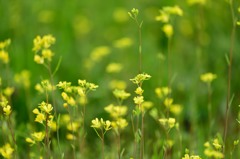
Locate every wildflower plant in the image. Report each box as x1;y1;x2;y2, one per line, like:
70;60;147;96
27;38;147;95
0;39;11;64
200;72;217;135
104;89;130;158
91;118;112;159
130;73;151;159
57;79;98;156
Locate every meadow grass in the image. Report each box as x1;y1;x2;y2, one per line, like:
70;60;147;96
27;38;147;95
0;0;240;159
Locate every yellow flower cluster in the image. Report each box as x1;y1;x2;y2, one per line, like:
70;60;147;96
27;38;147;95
155;5;183;38
57;79;98;108
113;37;133;48
130;73;151;85
109;80;127;90
159;117;176;129
91;118;112;131
32;34;55;64
106;63;123;73
33;101;54;127
0;39;11;64
35;79;55;94
113;89;131;102
85;46;111;69
0;89;13;116
105;104;128;130
155;86;171;99
182;154;202;159
104;89;130;131
155;87;182;116
26;131;45;145
14;70;31;89
0;143;14;159
204;138;224;159
200;72;217;84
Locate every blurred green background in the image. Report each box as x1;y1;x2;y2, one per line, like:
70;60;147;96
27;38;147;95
0;0;240;158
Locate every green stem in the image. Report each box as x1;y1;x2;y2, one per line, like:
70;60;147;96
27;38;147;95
223;0;236;152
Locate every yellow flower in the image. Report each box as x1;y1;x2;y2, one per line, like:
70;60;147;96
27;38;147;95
168;118;176;128
39;102;53;114
155;11;169;23
142;101;153;110
170;104;182;115
212;138;222;150
0;39;11;49
35;113;46;124
3;105;12;116
90;46;110;62
91;118;101;129
42;49;54;61
159;118;168;126
42;35;56;49
155;87;171;98
35;83;44;93
0;50;9;64
0;143;14;159
34;54;44;64
14;70;31;89
162;24;173;38
26;137;36;145
66;133;76;140
200;72;217;83
113;37;133;48
109;80;127;90
106;63;123;73
113;89;131;100
67;97;76;106
164;6;183;16
164;98;173;108
135;87;144;95
3;87;14;97
104;104;128;118
134;96;144;105
31;132;45;142
130;73;151;85
112;118;128;130
67;122;80;132
104;120;112;131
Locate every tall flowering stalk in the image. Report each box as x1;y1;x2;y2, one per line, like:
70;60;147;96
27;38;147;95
32;34;62;156
128;8;143;73
130;73;151;159
57;79;98;157
104;89;130;159
223;0;238;152
91;118;112;159
200;72;217;136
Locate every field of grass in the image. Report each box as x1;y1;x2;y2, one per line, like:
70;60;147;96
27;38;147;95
0;0;240;158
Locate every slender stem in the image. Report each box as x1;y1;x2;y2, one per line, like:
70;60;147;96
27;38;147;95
67;106;76;159
101;130;105;159
223;0;236;151
7;116;16;146
118;132;121;159
167;37;172;118
45;114;50;159
131;115;137;158
140;107;144;159
47;62;63;155
138;23;142;74
207;84;212;137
